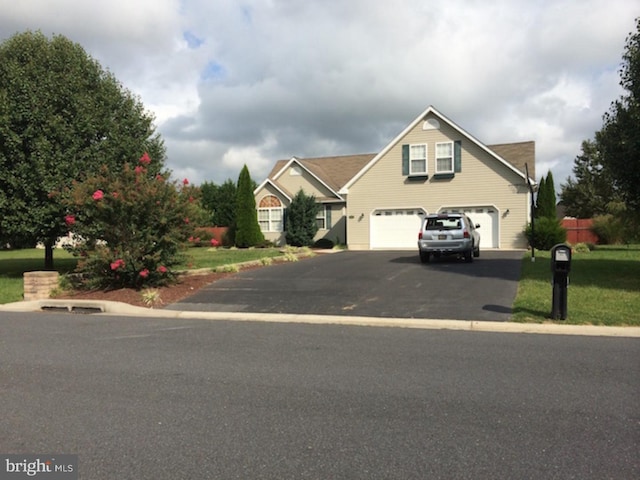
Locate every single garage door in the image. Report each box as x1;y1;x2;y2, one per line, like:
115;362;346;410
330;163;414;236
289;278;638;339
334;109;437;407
370;209;425;249
439;207;499;249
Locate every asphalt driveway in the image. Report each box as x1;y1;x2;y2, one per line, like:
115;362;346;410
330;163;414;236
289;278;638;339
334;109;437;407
169;250;524;321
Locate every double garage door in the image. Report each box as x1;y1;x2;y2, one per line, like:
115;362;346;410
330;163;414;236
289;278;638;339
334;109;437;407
370;207;499;250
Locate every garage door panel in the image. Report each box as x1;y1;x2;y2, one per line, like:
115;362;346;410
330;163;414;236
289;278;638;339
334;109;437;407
370;209;424;249
440;207;499;249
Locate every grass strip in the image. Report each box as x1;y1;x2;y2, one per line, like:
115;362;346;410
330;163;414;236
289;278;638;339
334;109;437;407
513;245;640;326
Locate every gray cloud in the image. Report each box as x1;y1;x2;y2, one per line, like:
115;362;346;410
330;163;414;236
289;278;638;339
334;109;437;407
1;0;638;190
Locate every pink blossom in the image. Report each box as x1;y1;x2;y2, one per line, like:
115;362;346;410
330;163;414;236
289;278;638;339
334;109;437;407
110;259;125;271
139;269;150;278
183;178;189;185
139;152;151;165
134;165;145;175
157;265;168;274
184;217;190;224
92;190;104;201
112;192;119;199
211;238;220;247
156;174;164;182
64;214;76;226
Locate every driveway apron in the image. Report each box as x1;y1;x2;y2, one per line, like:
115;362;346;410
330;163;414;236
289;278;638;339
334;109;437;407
168;251;524;321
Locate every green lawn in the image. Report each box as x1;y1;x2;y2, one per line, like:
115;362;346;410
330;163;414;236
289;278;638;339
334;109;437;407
2;246;639;326
179;247;285;270
513;245;640;326
0;249;77;305
0;247;287;304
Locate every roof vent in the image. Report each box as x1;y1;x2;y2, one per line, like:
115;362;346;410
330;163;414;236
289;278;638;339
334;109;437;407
423;118;440;130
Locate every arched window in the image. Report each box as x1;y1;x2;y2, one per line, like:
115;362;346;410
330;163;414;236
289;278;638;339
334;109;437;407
258;195;283;232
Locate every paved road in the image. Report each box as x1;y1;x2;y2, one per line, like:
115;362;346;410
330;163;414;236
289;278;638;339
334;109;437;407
1;312;638;479
170;250;523;321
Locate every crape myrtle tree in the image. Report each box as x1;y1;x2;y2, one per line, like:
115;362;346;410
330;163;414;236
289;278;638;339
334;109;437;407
285;189;320;247
234;165;264;248
0;31;165;268
60;153;204;290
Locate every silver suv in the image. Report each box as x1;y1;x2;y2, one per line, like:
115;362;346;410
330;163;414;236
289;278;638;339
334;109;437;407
418;213;480;263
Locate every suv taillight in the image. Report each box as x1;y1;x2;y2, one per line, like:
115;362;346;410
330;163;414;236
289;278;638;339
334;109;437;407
418;232;423;240
463;230;470;239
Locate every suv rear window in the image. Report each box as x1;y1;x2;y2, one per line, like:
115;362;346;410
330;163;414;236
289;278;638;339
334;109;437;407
425;216;462;230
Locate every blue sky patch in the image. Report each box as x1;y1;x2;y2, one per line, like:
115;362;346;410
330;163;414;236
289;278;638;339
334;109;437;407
202;61;226;81
183;30;203;49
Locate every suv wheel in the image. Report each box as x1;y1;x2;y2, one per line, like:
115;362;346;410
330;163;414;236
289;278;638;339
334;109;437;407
464;249;473;263
473;245;480;258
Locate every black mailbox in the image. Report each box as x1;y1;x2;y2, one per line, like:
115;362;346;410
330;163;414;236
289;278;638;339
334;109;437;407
550;244;572;320
550;244;572;274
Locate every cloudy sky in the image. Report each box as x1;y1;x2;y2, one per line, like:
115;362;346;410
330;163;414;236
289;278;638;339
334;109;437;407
1;1;638;190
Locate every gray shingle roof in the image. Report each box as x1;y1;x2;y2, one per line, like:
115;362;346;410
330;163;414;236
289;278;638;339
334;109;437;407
268;141;534;193
487;141;535;180
269;154;376;192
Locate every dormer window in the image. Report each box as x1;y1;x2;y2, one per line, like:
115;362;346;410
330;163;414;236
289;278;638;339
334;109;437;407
409;144;427;176
435;142;454;174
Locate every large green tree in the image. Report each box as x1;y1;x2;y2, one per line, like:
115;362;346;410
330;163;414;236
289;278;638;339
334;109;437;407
595;17;640;213
560;140;620;218
0;31;165;268
200;179;237;226
234;165;264;248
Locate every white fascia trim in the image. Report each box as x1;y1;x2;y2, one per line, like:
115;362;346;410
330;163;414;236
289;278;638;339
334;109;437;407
254;178;292;203
271;156;300;181
274;156;344;201
340;105;535;193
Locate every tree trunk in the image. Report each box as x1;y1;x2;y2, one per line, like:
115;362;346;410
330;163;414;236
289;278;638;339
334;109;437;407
44;242;54;270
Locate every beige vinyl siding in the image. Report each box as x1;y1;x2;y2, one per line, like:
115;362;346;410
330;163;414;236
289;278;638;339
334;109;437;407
276;165;336;199
313;203;346;245
347;113;530;250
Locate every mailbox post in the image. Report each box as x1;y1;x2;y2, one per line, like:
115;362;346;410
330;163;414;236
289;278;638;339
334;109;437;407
550;244;572;320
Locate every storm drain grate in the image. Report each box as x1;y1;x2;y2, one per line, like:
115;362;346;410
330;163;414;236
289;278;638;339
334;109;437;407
41;305;104;314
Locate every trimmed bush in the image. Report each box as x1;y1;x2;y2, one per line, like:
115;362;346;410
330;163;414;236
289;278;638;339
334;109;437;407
313;238;334;249
234;165;264;248
524;217;567;250
285;189;320;247
591;214;627;244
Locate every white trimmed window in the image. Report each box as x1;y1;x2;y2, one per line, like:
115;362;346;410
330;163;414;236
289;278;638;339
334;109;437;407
436;141;454;174
316;205;330;230
258;195;283;232
410;144;428;175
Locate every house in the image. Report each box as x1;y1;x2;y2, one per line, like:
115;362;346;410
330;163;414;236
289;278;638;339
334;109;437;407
254;105;536;250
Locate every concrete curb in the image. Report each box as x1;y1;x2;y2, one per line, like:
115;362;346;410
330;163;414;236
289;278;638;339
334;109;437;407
1;299;639;338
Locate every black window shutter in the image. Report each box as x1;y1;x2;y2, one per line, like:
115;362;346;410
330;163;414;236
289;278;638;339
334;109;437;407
454;141;462;172
402;144;409;175
283;208;288;231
